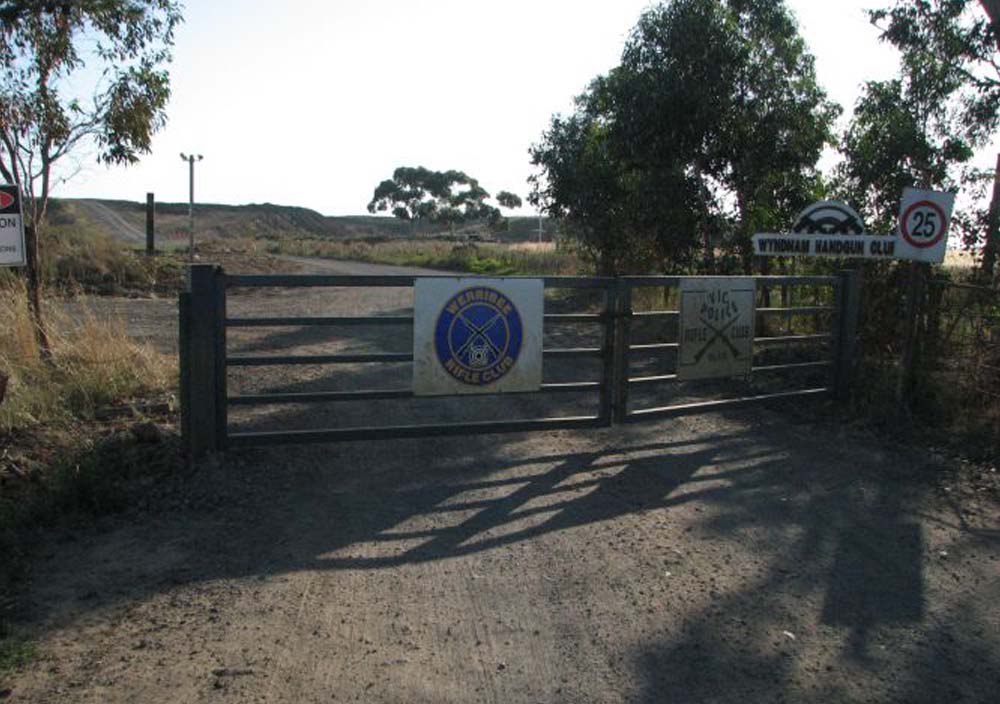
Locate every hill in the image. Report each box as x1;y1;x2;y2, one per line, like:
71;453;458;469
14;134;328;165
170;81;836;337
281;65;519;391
55;198;554;245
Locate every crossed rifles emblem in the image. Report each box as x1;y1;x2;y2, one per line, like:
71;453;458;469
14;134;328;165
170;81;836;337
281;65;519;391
454;310;504;367
693;312;742;363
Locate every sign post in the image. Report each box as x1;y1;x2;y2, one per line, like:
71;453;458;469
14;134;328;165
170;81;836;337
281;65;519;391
0;184;26;267
678;278;756;381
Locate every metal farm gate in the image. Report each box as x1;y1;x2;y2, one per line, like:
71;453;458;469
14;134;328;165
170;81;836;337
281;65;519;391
179;265;859;457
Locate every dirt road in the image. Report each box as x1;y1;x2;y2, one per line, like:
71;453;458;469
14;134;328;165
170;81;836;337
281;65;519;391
6;257;1000;703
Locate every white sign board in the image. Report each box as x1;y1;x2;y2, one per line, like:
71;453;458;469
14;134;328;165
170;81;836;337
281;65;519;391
0;184;26;267
678;278;756;381
896;187;955;264
752;191;956;264
413;277;543;396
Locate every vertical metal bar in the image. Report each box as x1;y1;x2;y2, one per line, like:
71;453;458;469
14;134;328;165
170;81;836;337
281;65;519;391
213;270;228;451
598;280;617;425
612;279;632;423
835;269;861;401
178;291;192;460
186;264;219;458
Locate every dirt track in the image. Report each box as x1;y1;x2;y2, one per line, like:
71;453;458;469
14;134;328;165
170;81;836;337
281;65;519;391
6;257;1000;703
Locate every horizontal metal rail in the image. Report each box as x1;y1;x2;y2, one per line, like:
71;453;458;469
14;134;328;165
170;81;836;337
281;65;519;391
621;275;837;287
226;312;607;328
629;374;679;386
758;306;835;316
227;347;604;366
227;315;412;328
227;352;412;366
629;342;679;352
228;381;603;406
225;274;612;289
626;361;831;387
752;360;833;373
227;415;606;447
755;334;832;346
626;387;829;421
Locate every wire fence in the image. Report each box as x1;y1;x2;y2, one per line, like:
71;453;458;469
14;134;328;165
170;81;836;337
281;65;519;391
917;280;1000;449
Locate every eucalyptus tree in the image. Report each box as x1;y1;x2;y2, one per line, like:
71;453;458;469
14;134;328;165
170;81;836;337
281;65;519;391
367;166;503;232
530;0;838;274
1;0;183;353
838;0;1000;277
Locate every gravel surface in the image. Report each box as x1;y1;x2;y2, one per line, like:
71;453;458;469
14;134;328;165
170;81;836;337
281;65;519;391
6;257;999;703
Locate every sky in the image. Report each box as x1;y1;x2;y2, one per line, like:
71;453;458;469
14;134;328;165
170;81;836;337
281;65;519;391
50;0;997;217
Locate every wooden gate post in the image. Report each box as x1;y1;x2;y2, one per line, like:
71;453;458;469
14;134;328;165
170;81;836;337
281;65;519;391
145;192;155;256
182;264;225;459
834;269;861;401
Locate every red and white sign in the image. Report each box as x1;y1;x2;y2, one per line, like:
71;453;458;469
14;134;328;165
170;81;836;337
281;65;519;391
897;188;955;264
0;183;26;267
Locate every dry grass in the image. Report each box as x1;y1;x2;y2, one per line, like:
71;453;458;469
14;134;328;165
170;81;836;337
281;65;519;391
0;282;174;432
262;237;583;276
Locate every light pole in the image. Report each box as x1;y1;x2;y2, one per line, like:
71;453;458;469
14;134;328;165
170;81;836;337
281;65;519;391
179;152;203;260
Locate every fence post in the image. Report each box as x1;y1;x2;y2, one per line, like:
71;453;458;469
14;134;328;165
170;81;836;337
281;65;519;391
612;278;632;423
183;264;223;459
834;269;861;401
598;281;617;425
145;192;155;256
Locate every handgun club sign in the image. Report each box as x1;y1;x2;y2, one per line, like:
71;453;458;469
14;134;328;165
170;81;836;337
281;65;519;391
752;188;955;264
413;278;543;396
0;184;26;267
678;278;756;381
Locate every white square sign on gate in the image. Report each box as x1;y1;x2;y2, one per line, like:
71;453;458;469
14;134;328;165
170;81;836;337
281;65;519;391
678;277;756;381
413;277;544;396
0;184;26;267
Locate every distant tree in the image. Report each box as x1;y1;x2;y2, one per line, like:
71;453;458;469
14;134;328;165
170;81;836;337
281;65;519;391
1;0;183;355
837;0;1000;278
496;191;522;210
367;166;501;232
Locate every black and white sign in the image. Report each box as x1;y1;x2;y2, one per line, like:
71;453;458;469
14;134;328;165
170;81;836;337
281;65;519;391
752;191;956;264
678;278;756;381
413;278;544;396
0;184;26;267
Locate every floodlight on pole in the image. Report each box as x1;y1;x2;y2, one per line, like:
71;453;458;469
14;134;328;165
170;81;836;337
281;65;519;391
180;152;203;261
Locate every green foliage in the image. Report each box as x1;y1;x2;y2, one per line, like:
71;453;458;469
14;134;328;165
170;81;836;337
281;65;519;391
496;190;522;210
530;0;838;275
367;166;503;230
0;0;183;223
837;0;999;241
0;636;36;676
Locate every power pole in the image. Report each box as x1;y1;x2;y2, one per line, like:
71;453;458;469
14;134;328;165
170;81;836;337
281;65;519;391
179;152;203;261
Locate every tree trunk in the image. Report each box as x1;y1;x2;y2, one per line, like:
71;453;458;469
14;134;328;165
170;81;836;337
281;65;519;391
981;152;1000;284
23;224;52;359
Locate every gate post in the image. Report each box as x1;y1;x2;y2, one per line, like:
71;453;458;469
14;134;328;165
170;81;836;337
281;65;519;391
182;264;225;459
612;279;632;423
599;281;617;425
834;269;861;401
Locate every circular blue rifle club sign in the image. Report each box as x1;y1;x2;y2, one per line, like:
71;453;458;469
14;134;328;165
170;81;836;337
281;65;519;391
434;286;523;386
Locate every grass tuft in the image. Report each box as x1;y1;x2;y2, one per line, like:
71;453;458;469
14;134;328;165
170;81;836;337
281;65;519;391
0;282;173;432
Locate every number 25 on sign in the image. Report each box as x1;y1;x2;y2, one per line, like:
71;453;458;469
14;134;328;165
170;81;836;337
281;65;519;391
897;188;955;264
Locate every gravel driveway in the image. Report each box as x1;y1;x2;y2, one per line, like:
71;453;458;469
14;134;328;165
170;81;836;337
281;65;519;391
7;257;999;703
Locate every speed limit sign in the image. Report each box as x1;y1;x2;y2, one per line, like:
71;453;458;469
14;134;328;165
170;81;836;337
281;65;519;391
897;188;955;263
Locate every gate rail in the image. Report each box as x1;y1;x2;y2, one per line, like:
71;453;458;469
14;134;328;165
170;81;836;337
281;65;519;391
179;266;859;457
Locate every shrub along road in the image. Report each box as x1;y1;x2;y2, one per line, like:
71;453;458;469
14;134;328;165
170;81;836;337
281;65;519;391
5;256;999;703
